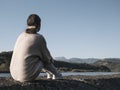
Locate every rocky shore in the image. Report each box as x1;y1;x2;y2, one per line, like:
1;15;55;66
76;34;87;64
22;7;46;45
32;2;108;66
0;74;120;90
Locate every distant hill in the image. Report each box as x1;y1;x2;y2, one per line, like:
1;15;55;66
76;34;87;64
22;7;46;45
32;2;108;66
1;51;120;72
94;58;120;72
54;60;110;72
69;58;100;64
54;57;100;63
0;51;111;72
0;51;13;72
54;57;68;61
55;57;120;72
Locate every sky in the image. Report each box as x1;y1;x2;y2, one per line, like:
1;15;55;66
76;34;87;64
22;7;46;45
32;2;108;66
0;0;120;59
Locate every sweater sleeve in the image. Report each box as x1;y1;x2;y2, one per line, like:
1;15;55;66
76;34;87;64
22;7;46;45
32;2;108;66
40;35;53;64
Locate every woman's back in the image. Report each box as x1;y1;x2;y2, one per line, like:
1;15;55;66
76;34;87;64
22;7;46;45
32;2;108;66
10;32;43;82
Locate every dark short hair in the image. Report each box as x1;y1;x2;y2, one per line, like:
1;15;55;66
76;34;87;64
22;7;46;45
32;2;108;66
26;14;41;34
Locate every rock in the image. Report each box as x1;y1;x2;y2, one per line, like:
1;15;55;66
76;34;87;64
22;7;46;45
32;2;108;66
0;74;120;90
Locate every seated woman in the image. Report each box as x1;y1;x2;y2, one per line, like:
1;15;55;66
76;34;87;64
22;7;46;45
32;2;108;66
10;14;62;82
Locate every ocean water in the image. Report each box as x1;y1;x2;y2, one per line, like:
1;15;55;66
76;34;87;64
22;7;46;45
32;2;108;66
0;72;120;77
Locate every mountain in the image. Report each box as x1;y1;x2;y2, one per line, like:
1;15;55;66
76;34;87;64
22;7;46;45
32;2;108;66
0;51;110;72
94;58;120;72
54;57;69;62
69;58;100;64
54;57;100;64
0;51;120;72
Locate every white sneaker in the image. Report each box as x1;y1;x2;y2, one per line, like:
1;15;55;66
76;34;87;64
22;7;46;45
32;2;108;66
47;73;62;80
47;73;53;79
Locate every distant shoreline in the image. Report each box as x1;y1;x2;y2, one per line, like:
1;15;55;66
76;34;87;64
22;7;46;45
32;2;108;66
0;71;10;73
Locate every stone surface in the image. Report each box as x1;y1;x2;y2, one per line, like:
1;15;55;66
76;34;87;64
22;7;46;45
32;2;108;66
0;74;120;90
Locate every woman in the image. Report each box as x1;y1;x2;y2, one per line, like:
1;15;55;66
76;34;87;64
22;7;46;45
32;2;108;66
10;14;62;82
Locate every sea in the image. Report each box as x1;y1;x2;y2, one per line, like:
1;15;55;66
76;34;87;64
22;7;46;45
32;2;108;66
0;72;120;78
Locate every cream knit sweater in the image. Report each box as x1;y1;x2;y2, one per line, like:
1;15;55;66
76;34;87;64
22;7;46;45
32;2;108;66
10;32;52;82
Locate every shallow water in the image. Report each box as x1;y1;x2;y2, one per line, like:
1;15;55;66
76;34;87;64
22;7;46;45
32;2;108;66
0;72;120;77
61;72;120;76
